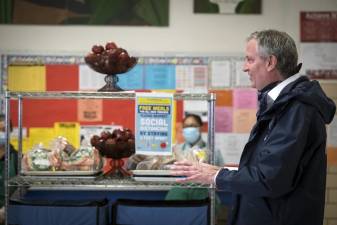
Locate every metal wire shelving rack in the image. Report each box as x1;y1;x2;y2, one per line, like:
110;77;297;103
4;91;216;225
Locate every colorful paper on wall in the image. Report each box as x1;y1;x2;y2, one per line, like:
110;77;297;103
233;88;257;109
327;147;337;166
175;65;208;90
8;66;46;91
183;89;208;122
176;65;194;90
300;12;337;79
28;127;55;150
77;99;103;122
10;137;30;154
117;64;144;90
175;122;184;144
193;65;208;89
135;92;173;155
79;64;106;91
215;107;233;132
144;65;176;89
11;127;27;139
210;60;231;88
233;109;256;133
54;122;80;148
234;60;251;87
215;133;249;166
46;64;79;91
210;90;233;106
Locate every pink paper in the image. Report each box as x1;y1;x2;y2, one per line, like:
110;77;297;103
233;88;257;109
215;107;233;133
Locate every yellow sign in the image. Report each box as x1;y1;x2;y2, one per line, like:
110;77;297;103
54;122;80;148
28;127;55;150
137;97;172;105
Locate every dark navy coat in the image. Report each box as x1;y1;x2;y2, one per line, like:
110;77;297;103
216;76;336;225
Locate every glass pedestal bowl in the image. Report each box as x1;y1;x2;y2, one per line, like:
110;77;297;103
84;46;137;92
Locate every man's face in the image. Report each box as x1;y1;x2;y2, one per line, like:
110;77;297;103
243;39;271;90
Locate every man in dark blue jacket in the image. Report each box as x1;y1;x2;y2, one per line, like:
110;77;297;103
171;29;336;225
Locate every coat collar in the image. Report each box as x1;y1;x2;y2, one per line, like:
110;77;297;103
268;74;303;101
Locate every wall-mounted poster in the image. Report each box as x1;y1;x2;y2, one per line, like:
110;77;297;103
300;11;337;80
194;0;262;14
0;0;169;26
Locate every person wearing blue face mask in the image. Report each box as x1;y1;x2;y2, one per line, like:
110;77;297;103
0;114;18;224
165;114;209;200
173;114;208;163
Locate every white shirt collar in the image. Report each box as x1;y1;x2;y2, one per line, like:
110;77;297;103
268;74;302;101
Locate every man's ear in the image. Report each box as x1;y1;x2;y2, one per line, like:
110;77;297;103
266;55;277;72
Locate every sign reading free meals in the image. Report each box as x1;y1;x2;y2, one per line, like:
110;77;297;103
135;92;173;155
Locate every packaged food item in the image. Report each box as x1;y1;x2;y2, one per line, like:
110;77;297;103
22;144;54;171
60;146;101;171
22;136;102;172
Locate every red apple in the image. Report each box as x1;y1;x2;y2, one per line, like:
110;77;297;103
92;45;104;54
105;42;117;50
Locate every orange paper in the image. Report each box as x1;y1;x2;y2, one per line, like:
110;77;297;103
233;109;257;133
210;90;233;106
77;99;103;122
327;147;337;166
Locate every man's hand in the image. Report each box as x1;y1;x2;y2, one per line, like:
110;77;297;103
169;160;221;184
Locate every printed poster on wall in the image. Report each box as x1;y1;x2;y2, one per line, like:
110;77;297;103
135;92;173;155
300;11;337;79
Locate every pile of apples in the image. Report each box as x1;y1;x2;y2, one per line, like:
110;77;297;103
84;42;137;75
90;128;135;159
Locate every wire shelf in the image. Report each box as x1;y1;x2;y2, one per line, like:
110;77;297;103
3;91;215;101
9;175;211;190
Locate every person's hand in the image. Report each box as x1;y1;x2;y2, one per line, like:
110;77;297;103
169;160;221;184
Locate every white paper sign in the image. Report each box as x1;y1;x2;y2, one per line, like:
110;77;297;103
234;60;251;87
210;60;231;88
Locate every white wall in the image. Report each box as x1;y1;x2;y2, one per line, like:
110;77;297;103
0;0;336;55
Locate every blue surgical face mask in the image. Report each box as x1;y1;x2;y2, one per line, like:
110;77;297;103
0;132;6;147
183;127;200;145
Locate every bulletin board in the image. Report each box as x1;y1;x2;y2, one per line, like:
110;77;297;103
8;54;337;165
1;53;255;166
3;53;336;166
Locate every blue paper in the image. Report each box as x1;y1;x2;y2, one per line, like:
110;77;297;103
117;64;144;90
144;65;176;90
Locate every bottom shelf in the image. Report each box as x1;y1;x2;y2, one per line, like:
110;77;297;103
9;175;211;190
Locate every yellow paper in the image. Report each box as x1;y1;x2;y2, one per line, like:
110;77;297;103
54;122;80;148
8;66;46;91
10;137;30;154
28;127;55;150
